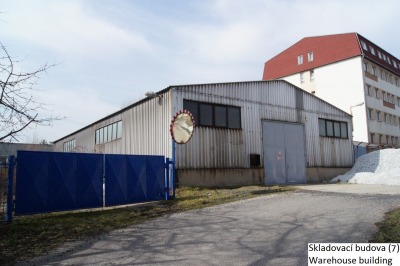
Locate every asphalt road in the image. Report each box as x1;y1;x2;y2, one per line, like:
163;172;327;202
21;184;400;266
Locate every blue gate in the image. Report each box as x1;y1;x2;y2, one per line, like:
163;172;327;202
15;151;169;216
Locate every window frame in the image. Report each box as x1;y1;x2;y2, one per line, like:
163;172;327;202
318;118;348;139
95;120;123;144
183;99;242;130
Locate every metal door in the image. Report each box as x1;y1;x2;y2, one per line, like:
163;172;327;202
263;121;306;185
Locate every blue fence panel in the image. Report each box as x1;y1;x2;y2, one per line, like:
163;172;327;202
146;156;165;201
105;154;128;206
15;151;50;215
126;155;147;202
76;154;103;209
48;153;78;212
105;155;165;206
15;151;166;216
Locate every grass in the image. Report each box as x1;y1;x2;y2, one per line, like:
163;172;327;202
0;185;292;265
371;208;400;243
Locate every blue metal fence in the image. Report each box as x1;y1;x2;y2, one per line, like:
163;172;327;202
14;151;169;217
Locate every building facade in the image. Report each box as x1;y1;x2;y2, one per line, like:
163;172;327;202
53;81;353;186
263;33;400;149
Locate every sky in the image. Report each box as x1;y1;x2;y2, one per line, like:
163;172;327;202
1;0;400;143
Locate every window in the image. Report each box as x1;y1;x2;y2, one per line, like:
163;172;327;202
370;133;375;144
375;88;379;98
95;120;122;144
361;41;367;50
395;62;399;69
300;72;305;83
387;57;391;65
318;118;348;139
363;62;368;71
378;51;382;59
310;69;315;81
183;100;241;129
369;46;375;55
308;52;313;62
371;66;376;76
297;55;303;65
368;109;373;119
398;98;400;107
377;111;381;121
63;139;76;152
365;84;372;96
384;113;388;123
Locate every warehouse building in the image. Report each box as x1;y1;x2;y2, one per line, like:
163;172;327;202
53;80;353;186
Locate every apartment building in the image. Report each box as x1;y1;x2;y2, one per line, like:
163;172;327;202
263;33;400;149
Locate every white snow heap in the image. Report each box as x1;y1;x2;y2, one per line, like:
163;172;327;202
331;149;400;185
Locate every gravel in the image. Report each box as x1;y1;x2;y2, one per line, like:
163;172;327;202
331;149;400;185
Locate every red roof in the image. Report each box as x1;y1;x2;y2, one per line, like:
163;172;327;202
262;33;400;80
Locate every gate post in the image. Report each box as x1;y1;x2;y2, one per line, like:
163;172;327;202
165;157;170;200
6;155;15;222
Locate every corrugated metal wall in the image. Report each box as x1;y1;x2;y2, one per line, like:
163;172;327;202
173;81;353;169
54;81;353;169
53;91;173;158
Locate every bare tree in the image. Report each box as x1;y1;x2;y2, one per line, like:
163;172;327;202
0;42;62;142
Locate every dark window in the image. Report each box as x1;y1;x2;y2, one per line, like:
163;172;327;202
227;106;241;129
183;99;241;129
215;106;227;127
319;118;348;139
318;119;326;136
326;121;334;137
200;103;213;126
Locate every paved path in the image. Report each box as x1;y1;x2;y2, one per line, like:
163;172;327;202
21;184;400;266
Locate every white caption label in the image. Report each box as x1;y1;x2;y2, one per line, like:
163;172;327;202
308;243;400;265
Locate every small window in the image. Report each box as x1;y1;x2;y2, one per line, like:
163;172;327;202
214;105;227;127
333;122;341;138
297;55;303;65
370;133;375;144
371;66;376;75
300;72;305;83
369;46;375;55
377;111;381;121
326;121;334;137
361;41;367;50
310;69;315;81
378;51;382;59
199;103;213;126
63;139;76;152
365;84;371;96
95;120;122;144
368;109;373;119
318;118;348;139
394;61;398;68
183;100;241;129
308;52;313;62
227;106;241;129
375;88;379;99
363;62;368;71
318;119;326;136
340;122;348;139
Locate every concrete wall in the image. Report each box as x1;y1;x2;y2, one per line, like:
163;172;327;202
177;167;351;187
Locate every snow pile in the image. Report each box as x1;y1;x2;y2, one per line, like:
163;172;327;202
331;149;400;185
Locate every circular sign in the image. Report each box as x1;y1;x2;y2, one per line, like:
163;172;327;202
170;110;195;144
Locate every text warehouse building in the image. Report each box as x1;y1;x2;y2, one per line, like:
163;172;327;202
53;80;353;186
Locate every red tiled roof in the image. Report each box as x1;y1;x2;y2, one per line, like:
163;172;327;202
263;33;362;80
